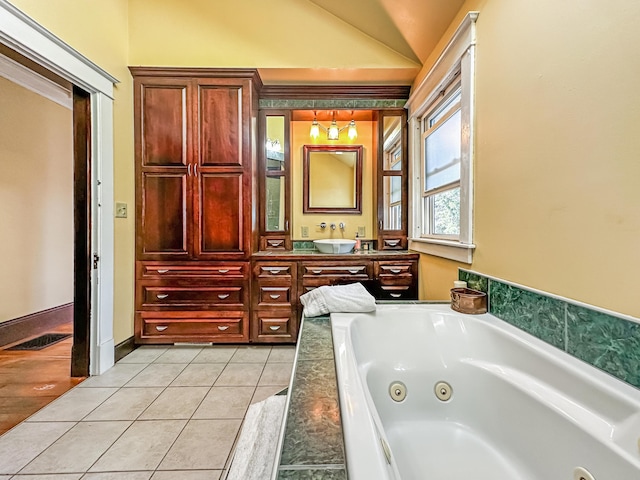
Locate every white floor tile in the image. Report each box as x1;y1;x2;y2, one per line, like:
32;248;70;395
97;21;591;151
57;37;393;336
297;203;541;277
151;471;222;480
81;471;153;479
192;387;254;419
170;363;225;387
139;387;209;420
251;386;286;405
0;422;75;474
124;364;186;388
21;421;131;474
26;388;117;422
89;420;186;472
12;474;83;479
229;347;271;363
84;388;163;421
158;420;241;470
117;347;168;364
214;363;264;387
152;347;203;364
267;346;296;363
258;363;293;386
191;347;237;364
78;364;147;388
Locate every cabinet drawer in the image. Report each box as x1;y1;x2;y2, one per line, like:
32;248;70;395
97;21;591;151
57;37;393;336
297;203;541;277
378;285;417;300
301;263;371;280
379;237;405;250
138;262;248;279
253;262;294;280
141;285;245;308
138;311;247;341
258;286;292;306
375;261;416;285
251;311;297;343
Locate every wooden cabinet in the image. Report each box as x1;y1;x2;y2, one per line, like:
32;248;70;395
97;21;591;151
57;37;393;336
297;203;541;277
251;261;297;343
132;68;261;344
250;254;418;341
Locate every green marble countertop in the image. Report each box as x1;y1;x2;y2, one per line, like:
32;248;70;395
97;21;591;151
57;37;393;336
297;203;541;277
274;315;347;479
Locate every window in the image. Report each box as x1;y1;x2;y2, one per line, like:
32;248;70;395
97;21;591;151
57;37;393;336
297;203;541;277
421;86;461;239
406;12;477;263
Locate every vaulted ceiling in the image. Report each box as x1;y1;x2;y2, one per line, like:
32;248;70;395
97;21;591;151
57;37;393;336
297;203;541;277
257;0;466;84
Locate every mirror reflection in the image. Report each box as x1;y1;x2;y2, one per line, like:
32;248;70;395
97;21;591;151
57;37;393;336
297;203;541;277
382;115;403;229
265;115;286;231
303;145;362;214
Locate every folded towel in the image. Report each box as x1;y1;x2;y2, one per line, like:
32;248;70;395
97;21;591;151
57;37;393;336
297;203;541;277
299;282;376;317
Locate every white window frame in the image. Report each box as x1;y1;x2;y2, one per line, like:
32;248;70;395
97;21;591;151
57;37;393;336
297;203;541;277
406;11;478;263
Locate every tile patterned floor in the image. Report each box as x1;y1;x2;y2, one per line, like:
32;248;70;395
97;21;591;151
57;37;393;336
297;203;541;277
0;345;294;479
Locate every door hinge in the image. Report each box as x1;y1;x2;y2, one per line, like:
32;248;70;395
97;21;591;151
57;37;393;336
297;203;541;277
93;254;100;269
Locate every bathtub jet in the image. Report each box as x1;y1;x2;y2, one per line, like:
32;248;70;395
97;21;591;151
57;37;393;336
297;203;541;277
331;304;640;480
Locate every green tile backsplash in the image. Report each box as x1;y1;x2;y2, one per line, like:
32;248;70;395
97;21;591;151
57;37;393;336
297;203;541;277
459;269;640;389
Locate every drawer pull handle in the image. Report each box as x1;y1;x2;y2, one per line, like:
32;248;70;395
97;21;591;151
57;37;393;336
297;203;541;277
218;269;230;274
218;325;229;331
269;268;283;274
390;269;402;274
155;325;168;332
156;294;169;299
311;269;323;274
156;269;169;274
268;240;284;247
348;269;362;274
385;240;400;247
269;294;281;299
217;294;230;299
269;325;281;331
390;293;402;298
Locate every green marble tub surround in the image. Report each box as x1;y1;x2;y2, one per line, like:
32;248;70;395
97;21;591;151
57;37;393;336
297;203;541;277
276;315;347;478
459;268;640;389
490;281;566;350
567;304;640;388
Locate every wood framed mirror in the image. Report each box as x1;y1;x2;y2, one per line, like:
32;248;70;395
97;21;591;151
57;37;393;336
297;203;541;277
302;144;363;214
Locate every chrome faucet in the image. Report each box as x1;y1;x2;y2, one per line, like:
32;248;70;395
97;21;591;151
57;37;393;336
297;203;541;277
339;222;345;230
330;223;336;230
317;222;327;230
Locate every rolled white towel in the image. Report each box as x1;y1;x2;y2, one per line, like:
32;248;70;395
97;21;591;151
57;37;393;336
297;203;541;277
300;282;376;317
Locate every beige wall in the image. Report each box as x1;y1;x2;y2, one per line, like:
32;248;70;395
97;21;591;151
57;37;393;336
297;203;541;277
291;121;375;241
0;77;73;322
414;0;640;318
11;0;135;342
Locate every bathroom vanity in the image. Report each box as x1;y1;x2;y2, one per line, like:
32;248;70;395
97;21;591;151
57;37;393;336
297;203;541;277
131;67;415;345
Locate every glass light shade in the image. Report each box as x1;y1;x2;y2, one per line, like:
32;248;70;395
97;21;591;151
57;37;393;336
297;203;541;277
347;120;357;140
327;120;340;141
310;120;320;139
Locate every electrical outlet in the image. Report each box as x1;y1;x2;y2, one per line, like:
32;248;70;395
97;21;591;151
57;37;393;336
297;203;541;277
358;226;366;237
115;202;128;218
301;226;309;238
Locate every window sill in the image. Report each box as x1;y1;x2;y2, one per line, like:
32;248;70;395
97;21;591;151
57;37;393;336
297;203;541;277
409;237;475;263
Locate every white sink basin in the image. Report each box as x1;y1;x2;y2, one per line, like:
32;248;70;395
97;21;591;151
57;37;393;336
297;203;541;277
314;239;356;254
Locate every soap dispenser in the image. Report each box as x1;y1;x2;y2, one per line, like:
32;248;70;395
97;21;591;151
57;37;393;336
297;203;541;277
355;232;361;251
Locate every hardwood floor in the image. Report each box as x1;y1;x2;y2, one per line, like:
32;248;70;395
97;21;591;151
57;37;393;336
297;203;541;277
0;322;84;435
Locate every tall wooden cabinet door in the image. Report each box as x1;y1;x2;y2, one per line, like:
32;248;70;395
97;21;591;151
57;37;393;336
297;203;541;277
194;173;244;257
195;79;249;167
135;79;192;260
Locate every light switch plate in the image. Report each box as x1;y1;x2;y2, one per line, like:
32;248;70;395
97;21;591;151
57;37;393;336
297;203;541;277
301;226;309;238
358;226;366;237
115;202;128;218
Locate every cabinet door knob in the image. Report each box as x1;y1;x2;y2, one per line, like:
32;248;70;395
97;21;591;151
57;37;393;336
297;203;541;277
218;269;229;274
217;293;230;299
155;325;168;332
269;325;281;331
217;325;229;331
157;269;169;274
269;294;281;299
156;294;169;299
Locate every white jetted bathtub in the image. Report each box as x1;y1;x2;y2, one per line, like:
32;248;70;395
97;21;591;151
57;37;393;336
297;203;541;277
331;304;640;480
